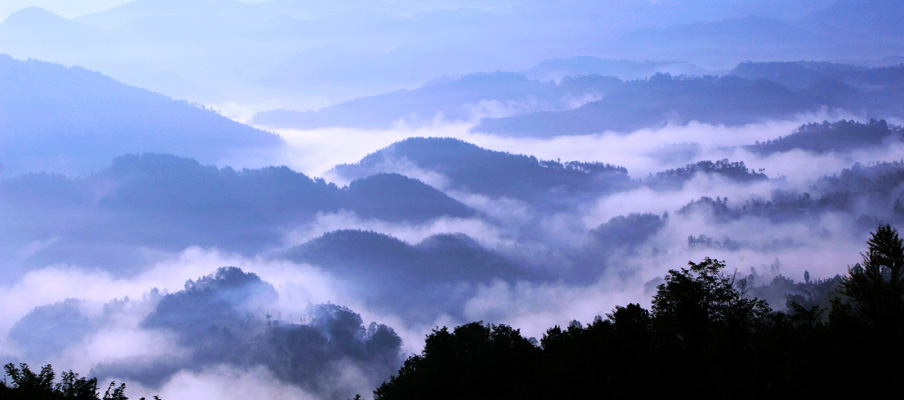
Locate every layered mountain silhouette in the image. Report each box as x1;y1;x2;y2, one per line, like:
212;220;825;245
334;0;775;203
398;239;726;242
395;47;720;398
615;0;904;63
6;0;896;113
251;59;904;138
523;56;713;82
476;64;904;136
745;119;904;155
0;55;283;175
0;154;474;271
252;72;623;129
729;62;904;116
334;137;632;206
285;229;520;284
475;74;821;136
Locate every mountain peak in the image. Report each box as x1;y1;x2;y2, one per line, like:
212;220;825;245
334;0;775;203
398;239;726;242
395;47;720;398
3;6;65;25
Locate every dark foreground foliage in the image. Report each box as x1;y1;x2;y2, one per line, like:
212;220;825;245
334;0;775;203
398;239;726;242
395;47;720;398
0;363;158;400
376;224;904;400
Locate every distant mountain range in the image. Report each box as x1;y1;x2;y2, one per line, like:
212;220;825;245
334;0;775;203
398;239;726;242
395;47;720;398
522;57;715;82
253;72;622;128
619;0;904;64
0;55;283;175
476;65;904;136
474;74;817;135
254;61;904;136
3;0;900;111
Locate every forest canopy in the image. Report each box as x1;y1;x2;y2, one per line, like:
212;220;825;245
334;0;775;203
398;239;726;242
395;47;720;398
373;224;904;400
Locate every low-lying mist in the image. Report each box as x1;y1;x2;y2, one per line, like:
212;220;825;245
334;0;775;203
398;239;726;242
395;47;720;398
4;112;903;398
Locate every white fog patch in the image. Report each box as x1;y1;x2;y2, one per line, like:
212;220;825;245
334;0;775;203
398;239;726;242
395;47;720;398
13;238;61;263
563;93;605;109
462;274;650;340
639;210;865;282
461;210;868;337
462;99;550;120
446;190;606;252
281;210;515;252
278;205;586;273
445;191;533;225
584;172;778;228
0;248;354;359
338;156;453;189
462;115;844;178
723;148;857;184
143;365;321;400
0;246;420;396
60;328;183;376
259;122;476;178
534;209;597;249
146;248;358;322
2;245;461;360
723;140;904;185
0;265;135;341
246;110;863;185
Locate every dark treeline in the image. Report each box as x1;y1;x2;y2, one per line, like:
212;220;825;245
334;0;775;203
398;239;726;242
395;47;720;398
644;159;767;191
746;119;903;155
0;363;158;400
374;224;904;400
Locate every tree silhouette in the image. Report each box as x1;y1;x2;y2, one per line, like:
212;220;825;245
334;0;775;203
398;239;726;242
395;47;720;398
1;363;158;400
372;225;904;400
837;224;904;397
374;322;538;400
652;257;770;344
841;223;904;334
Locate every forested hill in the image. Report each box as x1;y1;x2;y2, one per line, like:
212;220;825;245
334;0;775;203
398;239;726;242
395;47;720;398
282;229;523;321
334;137;632;206
745;119;904;155
644;159;768;191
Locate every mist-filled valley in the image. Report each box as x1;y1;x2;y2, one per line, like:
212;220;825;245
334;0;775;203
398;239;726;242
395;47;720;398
2;1;904;399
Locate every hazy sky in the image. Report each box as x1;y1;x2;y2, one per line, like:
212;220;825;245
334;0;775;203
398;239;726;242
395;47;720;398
0;0;288;20
1;0;130;19
0;0;480;21
1;0;842;23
